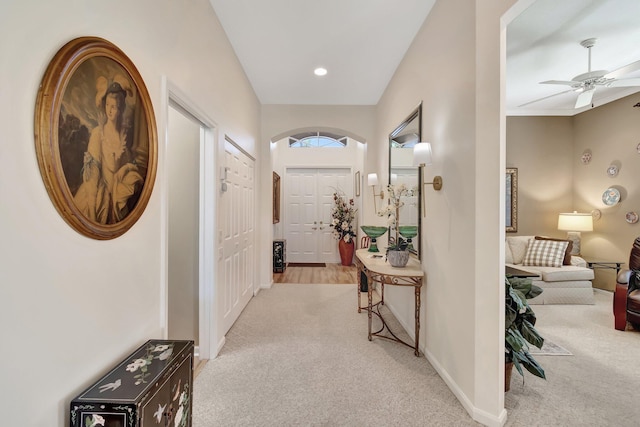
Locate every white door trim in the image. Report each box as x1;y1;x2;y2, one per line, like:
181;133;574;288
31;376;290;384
161;77;218;360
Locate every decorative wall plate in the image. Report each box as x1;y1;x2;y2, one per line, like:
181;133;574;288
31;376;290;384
591;209;601;221
581;151;592;164
602;187;621;206
626;212;639;224
607;164;619;177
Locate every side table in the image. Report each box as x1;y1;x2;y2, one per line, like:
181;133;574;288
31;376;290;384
355;249;424;356
585;259;623;275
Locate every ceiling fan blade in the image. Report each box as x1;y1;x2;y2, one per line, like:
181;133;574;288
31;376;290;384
517;89;574;108
575;88;595;109
540;80;579;86
606;77;640;88
604;60;640;79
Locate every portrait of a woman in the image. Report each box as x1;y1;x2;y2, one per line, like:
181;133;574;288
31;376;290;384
73;77;143;224
36;37;156;239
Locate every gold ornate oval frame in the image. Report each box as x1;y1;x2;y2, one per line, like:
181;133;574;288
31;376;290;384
35;37;157;239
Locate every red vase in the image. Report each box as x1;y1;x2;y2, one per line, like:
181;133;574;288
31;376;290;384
338;239;355;266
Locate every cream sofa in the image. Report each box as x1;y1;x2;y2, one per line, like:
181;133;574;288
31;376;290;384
506;235;595;305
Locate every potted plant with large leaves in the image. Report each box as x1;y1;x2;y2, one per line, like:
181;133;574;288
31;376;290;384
505;276;546;391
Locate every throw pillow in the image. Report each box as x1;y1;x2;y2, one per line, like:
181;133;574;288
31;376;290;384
523;238;569;268
506;236;533;264
534;236;573;265
505;242;514;264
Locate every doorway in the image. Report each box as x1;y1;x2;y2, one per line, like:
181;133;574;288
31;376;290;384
285;168;352;264
167;104;201;356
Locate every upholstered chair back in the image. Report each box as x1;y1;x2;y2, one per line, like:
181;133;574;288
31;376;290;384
630;237;640;271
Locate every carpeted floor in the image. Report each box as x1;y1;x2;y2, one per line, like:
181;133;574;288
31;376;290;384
504;289;640;426
193;283;481;426
192;285;640;426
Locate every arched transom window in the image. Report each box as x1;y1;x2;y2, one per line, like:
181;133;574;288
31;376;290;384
288;131;347;148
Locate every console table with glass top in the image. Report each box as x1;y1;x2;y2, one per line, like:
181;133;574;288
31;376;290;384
355;248;424;356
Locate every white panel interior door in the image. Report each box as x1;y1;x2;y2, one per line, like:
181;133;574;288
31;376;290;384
219;139;255;334
285;168;351;263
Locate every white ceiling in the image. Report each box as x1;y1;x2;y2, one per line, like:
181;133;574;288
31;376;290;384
209;0;435;105
507;0;640;116
209;0;640;113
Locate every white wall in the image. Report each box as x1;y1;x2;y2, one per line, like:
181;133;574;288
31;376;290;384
0;1;260;425
375;0;517;424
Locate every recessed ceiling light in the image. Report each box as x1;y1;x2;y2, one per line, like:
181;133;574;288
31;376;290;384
314;67;327;77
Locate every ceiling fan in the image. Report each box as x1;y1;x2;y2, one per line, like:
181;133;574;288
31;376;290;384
521;38;640;109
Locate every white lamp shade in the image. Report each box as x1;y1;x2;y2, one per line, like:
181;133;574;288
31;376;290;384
367;173;379;186
413;142;433;166
558;212;593;232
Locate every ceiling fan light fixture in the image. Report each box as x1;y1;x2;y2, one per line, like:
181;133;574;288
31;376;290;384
527;37;640;110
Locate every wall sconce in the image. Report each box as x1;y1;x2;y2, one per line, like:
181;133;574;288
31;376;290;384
368;173;384;212
412;142;443;216
558;211;593;255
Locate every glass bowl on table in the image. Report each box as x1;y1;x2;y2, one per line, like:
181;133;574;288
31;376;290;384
360;226;388;252
398;225;418;252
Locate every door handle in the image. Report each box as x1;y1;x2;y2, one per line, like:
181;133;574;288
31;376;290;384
312;227;318;230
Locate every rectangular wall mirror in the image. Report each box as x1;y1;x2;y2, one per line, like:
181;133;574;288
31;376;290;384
389;103;422;258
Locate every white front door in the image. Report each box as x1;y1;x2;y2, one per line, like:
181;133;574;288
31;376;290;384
219;138;255;334
285;168;351;263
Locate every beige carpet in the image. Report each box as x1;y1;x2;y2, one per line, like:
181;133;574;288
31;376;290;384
504;289;640;426
192;283;480;426
192;285;640;426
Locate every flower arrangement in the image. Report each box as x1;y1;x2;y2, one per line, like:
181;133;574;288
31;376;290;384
330;191;357;242
377;183;415;248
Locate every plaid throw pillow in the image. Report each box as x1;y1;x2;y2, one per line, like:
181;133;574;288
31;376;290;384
523;239;569;268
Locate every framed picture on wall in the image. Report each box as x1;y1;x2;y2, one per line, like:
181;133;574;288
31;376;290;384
273;172;281;223
506;168;518;233
34;37;157;240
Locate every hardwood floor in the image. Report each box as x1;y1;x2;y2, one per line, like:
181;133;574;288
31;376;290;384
273;263;357;284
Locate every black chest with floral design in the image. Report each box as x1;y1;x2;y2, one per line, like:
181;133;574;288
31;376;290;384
70;339;194;427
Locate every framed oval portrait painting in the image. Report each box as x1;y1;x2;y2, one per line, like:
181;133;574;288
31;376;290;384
35;37;157;239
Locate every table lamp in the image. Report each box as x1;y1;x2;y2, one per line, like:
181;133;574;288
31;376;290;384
557;211;593;256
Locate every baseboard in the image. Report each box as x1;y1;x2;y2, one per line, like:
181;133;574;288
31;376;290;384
215;336;226;358
259;280;273;291
384;300;506;427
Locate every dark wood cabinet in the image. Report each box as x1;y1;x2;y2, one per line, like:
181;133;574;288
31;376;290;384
273;239;286;272
70;339;194;427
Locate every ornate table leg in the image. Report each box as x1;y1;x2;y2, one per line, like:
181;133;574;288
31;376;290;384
414;285;421;356
356;265;362;313
368;279;373;341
